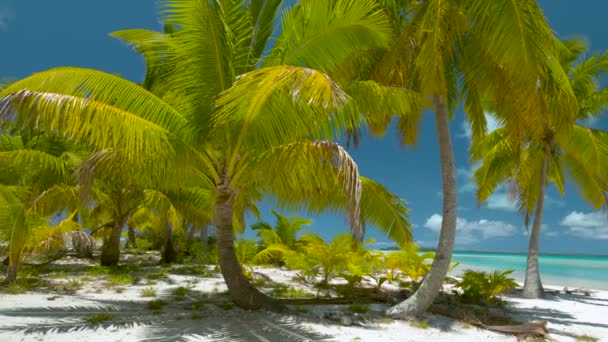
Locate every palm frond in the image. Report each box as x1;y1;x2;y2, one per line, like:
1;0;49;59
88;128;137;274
212;66;358;157
267;0;392;74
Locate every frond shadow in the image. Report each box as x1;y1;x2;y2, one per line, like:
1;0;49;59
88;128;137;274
0;294;335;341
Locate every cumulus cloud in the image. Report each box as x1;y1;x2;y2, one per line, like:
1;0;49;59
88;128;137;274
561;211;608;239
486;190;518;212
424;214;518;244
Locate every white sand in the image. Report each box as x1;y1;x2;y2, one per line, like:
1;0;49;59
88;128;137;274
1;261;606;342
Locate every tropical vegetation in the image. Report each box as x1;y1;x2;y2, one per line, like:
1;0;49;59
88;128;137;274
0;0;606;330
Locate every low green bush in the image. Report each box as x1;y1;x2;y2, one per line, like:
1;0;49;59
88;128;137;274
452;269;518;306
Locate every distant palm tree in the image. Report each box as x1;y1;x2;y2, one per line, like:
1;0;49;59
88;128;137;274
0;0;412;309
251;210;312;264
473;40;608;298
0;134;86;281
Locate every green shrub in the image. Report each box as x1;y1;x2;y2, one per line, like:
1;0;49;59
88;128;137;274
192;301;205;310
0;283;27;294
453;269;518;306
147;299;166;311
217;302;234;311
84;313;113;324
140;287;157;297
348;304;369;314
174;286;189;297
294;305;309;313
577;335;599;342
273;285;313;298
410;320;430;329
105;274;134;287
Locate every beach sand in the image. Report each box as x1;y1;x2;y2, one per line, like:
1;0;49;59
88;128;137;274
0;257;606;342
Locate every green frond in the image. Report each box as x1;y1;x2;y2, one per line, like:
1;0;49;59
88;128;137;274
267;0;392;74
0;68;193;165
160;0;236;134
251;140;363;240
249;0;283;64
359;177;412;247
347;81;422;144
29;185;80;216
560;126;608;208
212;66;359;156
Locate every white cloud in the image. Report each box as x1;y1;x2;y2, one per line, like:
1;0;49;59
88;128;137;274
424;213;518;244
459;113;501;140
486;190;517;212
561;211;608;240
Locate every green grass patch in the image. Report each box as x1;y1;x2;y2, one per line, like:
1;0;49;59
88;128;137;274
140;287;157;297
0;283;27;294
294;305;309;314
192;301;205;310
174;286;188;297
191;312;203;320
273;285;313;299
375;317;394;324
145;270;168;280
147;299;166;311
217;302;234;311
577;335;599;342
87;264;139;276
410;320;430;329
84;313;113;324
105;274;134;287
348;304;369;314
53;279;82;294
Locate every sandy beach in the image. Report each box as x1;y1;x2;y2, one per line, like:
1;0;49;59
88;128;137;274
1;255;606;342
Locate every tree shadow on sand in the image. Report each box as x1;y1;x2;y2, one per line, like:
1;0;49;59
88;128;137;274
0;289;396;342
506;298;608;340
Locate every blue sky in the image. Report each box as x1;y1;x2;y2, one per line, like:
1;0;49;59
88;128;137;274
1;0;608;255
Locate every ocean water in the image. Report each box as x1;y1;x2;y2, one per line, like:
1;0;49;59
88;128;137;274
450;252;608;290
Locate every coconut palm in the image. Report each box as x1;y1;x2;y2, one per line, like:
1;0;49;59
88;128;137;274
335;0;577;317
472;41;608;298
250;210;312;264
0;134;85;281
0;0;412;309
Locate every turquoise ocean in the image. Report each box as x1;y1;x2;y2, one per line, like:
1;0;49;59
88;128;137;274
449;252;608;290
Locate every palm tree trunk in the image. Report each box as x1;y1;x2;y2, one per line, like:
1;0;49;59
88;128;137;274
388;95;457;318
200;224;209;252
161;219;177;264
100;216;126;266
127;224;138;249
522;153;549;299
6;250;20;283
214;182;281;310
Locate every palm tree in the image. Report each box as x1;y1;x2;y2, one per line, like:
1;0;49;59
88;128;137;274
251;210;312;264
337;0;576;317
0;0;412;309
472;41;608;298
0;134;85;281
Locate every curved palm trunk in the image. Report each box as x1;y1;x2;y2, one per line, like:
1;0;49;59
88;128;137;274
100;216;126;266
522;153;549;298
161;219;177;264
214;183;280;310
388;95;457;318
